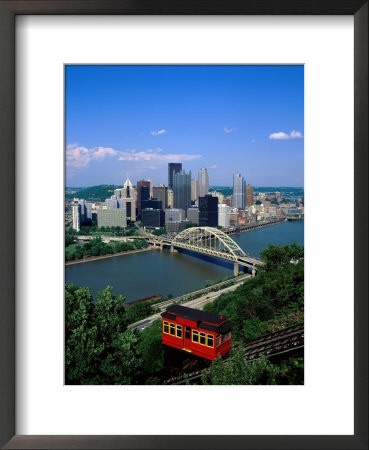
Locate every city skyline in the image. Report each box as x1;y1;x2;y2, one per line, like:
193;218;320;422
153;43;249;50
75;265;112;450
66;65;304;187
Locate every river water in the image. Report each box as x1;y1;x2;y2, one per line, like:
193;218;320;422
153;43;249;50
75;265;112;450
65;221;304;303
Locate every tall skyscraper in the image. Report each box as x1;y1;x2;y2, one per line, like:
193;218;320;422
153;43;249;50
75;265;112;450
71;202;81;231
137;180;151;214
191;179;199;202
245;184;253;207
77;199;87;224
233;173;245;210
173;170;191;214
121;177;136;221
198;168;209;198
167;189;174;208
168;163;182;190
199;195;218;227
153;185;168;210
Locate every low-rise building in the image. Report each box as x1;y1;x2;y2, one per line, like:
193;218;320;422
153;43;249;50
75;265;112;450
166;221;187;233
187;207;199;225
97;208;127;228
165;208;185;224
142;209;165;228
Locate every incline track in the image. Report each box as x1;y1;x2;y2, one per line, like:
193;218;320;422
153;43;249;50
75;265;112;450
163;323;304;385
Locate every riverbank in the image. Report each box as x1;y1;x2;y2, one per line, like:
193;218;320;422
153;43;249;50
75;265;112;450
227;218;286;235
65;246;153;266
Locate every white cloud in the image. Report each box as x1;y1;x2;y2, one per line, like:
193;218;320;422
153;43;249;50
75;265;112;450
66;144;118;167
209;164;217;169
150;129;167;136
269;130;304;140
269;131;290;140
224;127;237;133
117;148;200;163
66;143;201;168
290;130;303;139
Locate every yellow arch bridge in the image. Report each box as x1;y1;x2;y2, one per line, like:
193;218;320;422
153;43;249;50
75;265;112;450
146;226;263;276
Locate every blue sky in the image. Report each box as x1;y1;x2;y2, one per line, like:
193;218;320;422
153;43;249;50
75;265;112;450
66;65;304;187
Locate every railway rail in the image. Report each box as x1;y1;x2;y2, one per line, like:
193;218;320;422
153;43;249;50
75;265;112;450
163;323;304;385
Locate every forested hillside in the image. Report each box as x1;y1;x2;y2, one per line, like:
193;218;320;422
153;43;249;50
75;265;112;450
66;185;121;201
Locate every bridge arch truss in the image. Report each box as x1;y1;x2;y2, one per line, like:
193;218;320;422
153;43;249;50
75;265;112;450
172;226;247;262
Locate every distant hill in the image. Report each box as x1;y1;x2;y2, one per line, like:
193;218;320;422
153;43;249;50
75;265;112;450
209;186;233;197
65;185;121;202
253;187;304;197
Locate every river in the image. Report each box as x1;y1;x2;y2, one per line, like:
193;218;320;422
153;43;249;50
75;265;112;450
65;221;304;303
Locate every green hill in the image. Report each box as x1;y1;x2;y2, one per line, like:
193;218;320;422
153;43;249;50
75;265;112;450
65;185;121;202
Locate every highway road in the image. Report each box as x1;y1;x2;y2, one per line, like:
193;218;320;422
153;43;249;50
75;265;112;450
128;275;250;331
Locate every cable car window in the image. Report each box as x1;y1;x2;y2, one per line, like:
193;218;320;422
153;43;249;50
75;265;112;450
221;335;226;343
216;338;221;346
176;325;182;338
207;335;214;347
170;323;176;335
163;321;169;334
200;332;206;345
192;330;199;343
185;326;191;339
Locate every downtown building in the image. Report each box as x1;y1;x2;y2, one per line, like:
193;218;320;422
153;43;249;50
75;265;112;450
198;168;209;198
71;202;81;231
77;199;93;225
218;204;231;228
141;198;162;210
199;194;218;227
173;169;192;215
120;178;136;222
245;184;253;207
136;180;151;215
168;163;182;190
97;208;127;228
165;208;185;223
191;179;199;203
152;185;168;210
105;196;124;209
141;209;165;229
187;206;199;225
233;173;245;210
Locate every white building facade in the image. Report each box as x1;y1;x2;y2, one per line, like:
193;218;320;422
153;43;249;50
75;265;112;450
198;168;209;198
218;204;231;227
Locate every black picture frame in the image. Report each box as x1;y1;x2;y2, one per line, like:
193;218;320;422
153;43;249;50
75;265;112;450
0;1;367;449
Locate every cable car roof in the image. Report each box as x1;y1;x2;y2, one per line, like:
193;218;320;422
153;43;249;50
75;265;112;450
161;304;233;334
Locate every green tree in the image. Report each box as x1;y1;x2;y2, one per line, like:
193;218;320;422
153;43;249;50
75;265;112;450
98;329;143;385
123;302;155;326
152;228;166;236
65;230;76;247
65;285;98;383
202;347;279;385
139;319;164;375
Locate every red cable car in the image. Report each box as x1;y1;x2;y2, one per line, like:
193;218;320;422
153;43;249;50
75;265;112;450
161;304;233;361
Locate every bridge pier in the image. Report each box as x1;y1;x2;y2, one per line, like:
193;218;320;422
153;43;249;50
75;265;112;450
252;266;256;277
234;262;239;277
170;244;174;253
